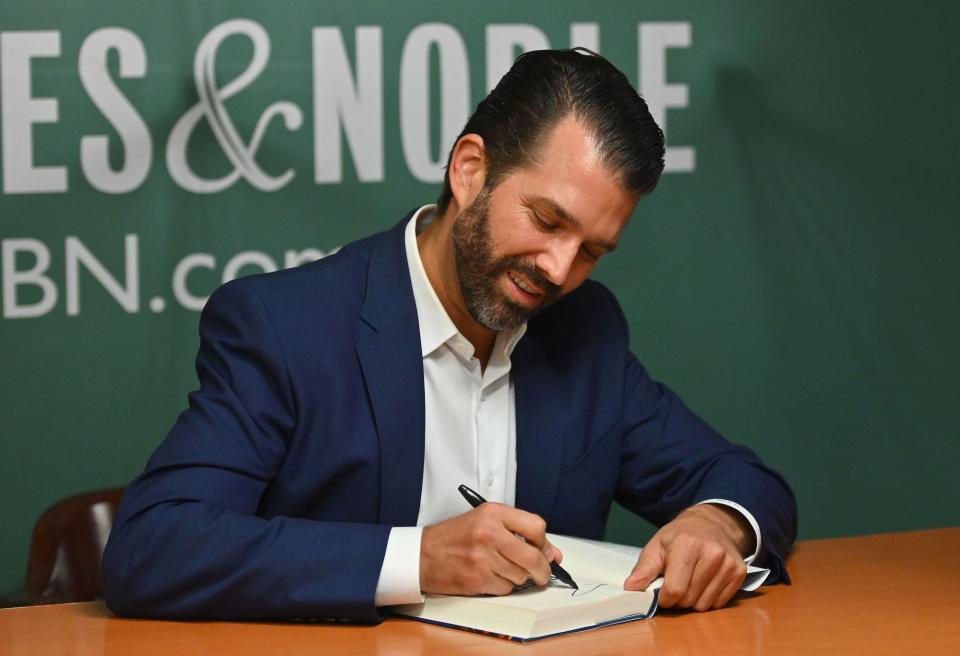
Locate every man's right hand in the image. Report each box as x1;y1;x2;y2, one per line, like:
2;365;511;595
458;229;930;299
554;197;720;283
419;503;561;596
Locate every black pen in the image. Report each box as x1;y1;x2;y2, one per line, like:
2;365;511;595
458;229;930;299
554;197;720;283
457;484;578;590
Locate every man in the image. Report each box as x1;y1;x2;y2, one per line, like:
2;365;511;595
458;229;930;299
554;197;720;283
103;49;796;622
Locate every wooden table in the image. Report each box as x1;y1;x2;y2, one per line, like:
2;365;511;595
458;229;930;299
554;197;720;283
2;528;957;655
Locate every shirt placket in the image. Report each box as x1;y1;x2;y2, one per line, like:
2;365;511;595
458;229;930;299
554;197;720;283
478;370;510;503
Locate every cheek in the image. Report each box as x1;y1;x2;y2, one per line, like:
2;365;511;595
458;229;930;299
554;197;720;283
498;225;549;257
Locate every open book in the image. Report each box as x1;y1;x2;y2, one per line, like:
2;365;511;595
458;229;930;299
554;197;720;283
390;533;770;641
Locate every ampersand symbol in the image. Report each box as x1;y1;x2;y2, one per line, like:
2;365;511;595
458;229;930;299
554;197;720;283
166;18;303;193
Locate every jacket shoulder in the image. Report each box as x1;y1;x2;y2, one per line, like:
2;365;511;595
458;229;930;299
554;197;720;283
528;279;629;348
207;230;385;319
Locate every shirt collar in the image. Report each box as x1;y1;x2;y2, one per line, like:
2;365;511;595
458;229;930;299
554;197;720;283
404;205;527;360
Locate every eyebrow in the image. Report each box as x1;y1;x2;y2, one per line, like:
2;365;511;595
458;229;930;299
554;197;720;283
529;195;619;253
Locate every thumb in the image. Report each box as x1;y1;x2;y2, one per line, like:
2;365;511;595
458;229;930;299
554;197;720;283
625;538;664;591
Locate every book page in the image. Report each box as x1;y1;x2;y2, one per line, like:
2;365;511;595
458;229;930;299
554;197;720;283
498;578;641;611
547;533;641;587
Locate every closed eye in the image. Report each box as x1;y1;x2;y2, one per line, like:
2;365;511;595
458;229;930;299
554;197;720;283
530;210;558;231
580;245;601;262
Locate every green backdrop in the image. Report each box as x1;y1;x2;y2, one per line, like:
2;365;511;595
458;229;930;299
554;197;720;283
1;1;957;594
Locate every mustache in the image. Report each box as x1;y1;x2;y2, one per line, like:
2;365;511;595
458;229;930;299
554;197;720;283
490;257;561;298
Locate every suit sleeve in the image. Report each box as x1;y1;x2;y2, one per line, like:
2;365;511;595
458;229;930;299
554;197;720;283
102;280;390;622
605;291;798;583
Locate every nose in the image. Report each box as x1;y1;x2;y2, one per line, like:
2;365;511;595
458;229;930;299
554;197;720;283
536;238;580;287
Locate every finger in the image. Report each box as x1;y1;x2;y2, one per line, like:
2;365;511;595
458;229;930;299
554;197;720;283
692;557;739;611
692;571;726;611
484;572;522;596
491;551;535;587
624;537;665;591
711;562;747;610
680;543;726;607
470;506;551;584
497;533;552;585
499;507;549;547
657;540;697;607
542;540;563;564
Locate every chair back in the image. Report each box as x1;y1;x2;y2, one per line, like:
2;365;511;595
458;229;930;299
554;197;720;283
1;488;124;606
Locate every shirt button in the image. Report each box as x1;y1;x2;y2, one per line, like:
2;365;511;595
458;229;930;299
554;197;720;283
486;473;494;486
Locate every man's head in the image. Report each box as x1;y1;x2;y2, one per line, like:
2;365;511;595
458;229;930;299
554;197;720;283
437;48;665;216
434;49;665;333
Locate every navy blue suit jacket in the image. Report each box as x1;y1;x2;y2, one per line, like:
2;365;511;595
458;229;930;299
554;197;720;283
103;216;797;623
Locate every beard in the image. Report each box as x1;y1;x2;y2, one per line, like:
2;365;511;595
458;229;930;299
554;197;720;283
451;186;561;331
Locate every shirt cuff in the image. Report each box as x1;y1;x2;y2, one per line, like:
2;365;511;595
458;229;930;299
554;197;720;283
374;526;426;606
696;498;762;565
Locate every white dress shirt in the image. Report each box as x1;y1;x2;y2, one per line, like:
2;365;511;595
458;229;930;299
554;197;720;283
373;206;760;606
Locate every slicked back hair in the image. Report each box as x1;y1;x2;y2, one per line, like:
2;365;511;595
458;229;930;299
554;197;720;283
436;48;665;215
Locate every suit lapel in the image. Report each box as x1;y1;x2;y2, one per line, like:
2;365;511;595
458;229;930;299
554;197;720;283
512;333;564;523
356;217;425;527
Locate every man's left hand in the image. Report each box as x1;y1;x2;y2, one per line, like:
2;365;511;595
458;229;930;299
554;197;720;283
623;504;752;611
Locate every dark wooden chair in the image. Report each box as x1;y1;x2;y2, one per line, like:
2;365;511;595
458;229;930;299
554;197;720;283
0;488;124;607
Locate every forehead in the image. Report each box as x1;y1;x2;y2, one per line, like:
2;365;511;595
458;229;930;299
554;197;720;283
494;116;638;238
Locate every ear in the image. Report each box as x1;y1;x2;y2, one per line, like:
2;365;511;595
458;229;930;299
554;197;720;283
448;134;487;212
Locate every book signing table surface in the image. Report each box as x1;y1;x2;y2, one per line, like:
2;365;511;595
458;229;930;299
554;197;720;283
1;528;957;655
